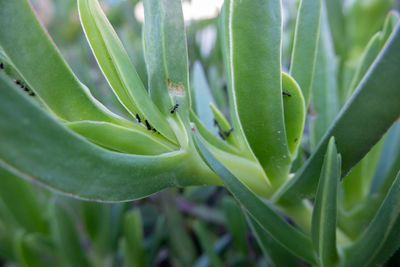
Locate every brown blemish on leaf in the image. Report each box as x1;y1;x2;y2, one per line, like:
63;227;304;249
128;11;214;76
167;78;185;96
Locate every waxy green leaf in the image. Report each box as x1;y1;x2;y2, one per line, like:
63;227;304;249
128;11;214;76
342;171;400;267
0;0;128;126
228;0;290;184
194;135;317;264
0;74;219;201
66;121;176;155
143;0;190;114
78;0;177;144
274;21;400;204
282;73;305;156
290;0;322;105
311;137;339;266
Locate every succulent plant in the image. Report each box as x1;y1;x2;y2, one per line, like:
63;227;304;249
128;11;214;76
0;0;400;266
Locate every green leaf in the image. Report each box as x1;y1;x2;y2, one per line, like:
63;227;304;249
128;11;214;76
228;0;291;184
143;0;190;114
247;216;301;267
194;221;224;267
66;121;176;155
0;167;47;233
289;0;322;105
273;21;400;204
342;171;400;267
192;61;216;133
78;0;177;144
121;210;147;267
50;200;90;267
0;0;128;125
0;74;219;201
282;73;306;157
222;197;248;255
194;135;317;264
210;103;242;148
311;137;339;266
310;5;340;148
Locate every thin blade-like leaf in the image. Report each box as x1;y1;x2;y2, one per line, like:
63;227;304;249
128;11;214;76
290;0;322;105
311;137;339;266
342;171;400;267
194;135;317;264
273;21;400;204
247;216;301;267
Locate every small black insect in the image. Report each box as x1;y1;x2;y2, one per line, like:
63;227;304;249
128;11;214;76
152;128;157;132
0;62;4;69
224;127;234;138
213;119;218;127
29;91;35;96
294;138;298;142
282;90;291;97
135;113;141;123
170;103;179;114
145;120;151;130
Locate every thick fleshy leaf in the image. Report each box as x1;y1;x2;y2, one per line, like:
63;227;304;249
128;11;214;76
282;73;305;156
0;74;219;201
195;132;272;198
190;110;238;155
143;0;190;114
78;0;177;144
247;216;301;267
289;0;322;105
310;5;340;148
210;103;242;148
342;171;400;267
273;21;400;204
194;136;317;264
66;121;176;155
228;0;290;184
0;0;128;125
311;137;339;266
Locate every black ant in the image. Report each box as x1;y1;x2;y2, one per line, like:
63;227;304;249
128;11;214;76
282;90;291;97
170;103;179;114
135;113;141;123
224;127;234;138
0;62;4;70
145;120;151;130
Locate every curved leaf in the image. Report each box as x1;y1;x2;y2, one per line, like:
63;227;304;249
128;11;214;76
66;121;176;155
290;0;322;105
342;171;400;267
78;0;177;144
0;0;127;125
228;0;290;184
247;216;301;267
273;21;400;204
311;137;339;266
282;73;305;156
0;74;219;201
194;135;317;264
